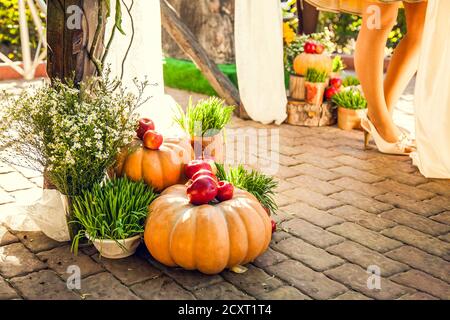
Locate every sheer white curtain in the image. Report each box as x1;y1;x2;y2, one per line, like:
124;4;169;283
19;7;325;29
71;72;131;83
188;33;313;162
105;0;185;137
235;0;288;124
411;0;450;178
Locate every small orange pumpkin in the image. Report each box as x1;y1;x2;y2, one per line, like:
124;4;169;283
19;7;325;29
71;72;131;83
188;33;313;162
293;52;333;76
144;184;272;274
115;137;193;192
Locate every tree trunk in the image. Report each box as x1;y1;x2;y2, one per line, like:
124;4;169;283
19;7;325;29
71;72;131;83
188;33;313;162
163;0;235;64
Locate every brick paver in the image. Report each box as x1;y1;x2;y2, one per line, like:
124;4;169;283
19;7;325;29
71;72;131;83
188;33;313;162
0;85;449;300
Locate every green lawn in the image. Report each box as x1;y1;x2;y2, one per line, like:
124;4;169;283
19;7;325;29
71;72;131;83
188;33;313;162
163;58;238;96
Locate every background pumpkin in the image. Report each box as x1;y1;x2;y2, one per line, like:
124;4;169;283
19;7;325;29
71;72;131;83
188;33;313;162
115;137;193;192
293;53;333;76
144;184;272;274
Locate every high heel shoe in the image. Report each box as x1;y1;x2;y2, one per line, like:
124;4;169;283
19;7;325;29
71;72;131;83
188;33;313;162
361;117;414;155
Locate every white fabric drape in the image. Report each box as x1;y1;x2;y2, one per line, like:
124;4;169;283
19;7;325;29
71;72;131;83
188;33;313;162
235;0;287;125
105;0;185;138
411;0;450;178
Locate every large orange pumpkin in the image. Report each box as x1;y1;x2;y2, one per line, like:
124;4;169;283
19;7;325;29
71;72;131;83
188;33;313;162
144;184;272;274
293;52;333;76
115;137;193;192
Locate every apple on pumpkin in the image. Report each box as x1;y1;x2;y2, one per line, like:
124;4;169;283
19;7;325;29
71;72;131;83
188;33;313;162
185;160;213;179
191;169;218;184
136;118;155;140
143;130;163;150
187;175;218;205
216;181;234;202
271;220;277;233
304;41;317;54
315;43;325;54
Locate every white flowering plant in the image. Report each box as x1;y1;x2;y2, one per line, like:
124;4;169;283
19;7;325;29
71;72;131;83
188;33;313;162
0;75;149;196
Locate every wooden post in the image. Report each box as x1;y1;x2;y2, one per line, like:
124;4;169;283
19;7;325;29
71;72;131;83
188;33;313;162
46;0;104;83
45;0;105;188
161;0;242;111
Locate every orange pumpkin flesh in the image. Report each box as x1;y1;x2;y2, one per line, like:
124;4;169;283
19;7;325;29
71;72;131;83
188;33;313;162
293;52;333;76
144;184;272;274
115;138;193;192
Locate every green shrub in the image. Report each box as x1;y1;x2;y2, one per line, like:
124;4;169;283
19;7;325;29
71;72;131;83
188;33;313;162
332;88;367;110
317;10;406;54
332;55;346;73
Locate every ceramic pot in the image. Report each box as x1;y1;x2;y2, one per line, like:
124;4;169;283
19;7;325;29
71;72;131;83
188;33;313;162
87;233;141;259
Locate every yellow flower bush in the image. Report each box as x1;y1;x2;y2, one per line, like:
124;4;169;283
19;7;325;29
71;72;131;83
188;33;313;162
283;22;296;45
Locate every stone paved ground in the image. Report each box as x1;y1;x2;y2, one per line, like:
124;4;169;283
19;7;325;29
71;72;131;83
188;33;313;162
0;82;449;300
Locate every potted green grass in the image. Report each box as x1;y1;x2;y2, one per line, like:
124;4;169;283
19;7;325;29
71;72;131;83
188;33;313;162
174;97;234;163
71;177;158;259
305;68;328;106
332;88;367;131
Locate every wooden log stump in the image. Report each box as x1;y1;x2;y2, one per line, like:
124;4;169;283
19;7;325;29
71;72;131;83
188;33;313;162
287;99;336;127
289;75;305;100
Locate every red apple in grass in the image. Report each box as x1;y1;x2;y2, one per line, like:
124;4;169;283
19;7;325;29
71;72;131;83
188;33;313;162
325;86;340;101
192;169;218;184
329;77;343;89
216;181;234;202
137;118;155;140
185;160;213;179
315;43;325;54
304;41;317;54
143;130;163;150
187;176;218;205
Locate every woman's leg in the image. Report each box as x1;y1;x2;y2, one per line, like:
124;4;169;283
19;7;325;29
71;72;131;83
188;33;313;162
297;0;319;34
384;1;428;113
355;1;401;143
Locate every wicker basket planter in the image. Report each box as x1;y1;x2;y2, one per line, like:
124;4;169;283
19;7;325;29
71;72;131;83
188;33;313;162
289;75;305;100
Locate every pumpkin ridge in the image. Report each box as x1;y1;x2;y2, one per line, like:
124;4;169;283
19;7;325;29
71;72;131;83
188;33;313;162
246;199;271;257
234;200;266;263
168;204;191;268
222;204;247;268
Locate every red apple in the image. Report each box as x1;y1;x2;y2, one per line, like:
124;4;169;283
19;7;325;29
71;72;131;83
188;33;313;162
137;118;155;140
143;130;163;150
329;77;343;89
192;169;218;184
315;43;325;54
216;181;234;202
325;86;340;100
187;176;218;205
271;220;277;233
304;41;317;54
185;160;213;179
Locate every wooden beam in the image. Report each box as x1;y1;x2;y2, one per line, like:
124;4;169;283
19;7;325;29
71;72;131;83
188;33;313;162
46;0;104;83
160;0;241;109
